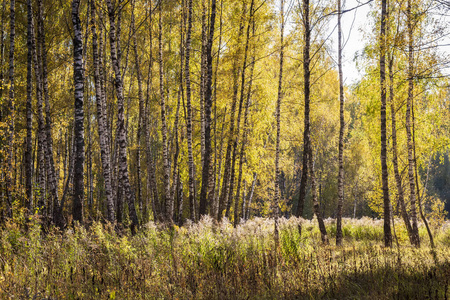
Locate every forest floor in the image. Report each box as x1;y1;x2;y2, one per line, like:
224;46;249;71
0;216;449;299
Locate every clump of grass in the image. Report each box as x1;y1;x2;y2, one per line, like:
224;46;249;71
0;216;449;299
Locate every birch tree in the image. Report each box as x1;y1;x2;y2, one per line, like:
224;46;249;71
25;0;33;212
199;0;217;217
92;0;115;223
405;0;420;247
336;0;345;247
71;0;84;223
380;0;392;247
274;0;284;243
106;0;139;230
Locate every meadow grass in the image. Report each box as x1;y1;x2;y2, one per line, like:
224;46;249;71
0;216;449;299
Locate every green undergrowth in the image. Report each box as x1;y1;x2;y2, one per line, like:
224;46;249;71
0;216;449;299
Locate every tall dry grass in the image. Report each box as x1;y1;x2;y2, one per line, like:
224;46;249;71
0;216;449;299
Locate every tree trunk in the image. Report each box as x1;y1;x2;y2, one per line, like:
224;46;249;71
274;0;284;242
158;4;172;222
0;0;5;222
98;8;111;162
87;81;93;215
389;55;414;244
25;0;33;212
211;0;223;217
184;0;196;221
170;0;185;223
296;0;311;221
199;0;217;217
106;0;139;231
200;0;207;167
380;0;392;248
71;0;84;223
92;0;115;223
406;0;419;247
131;0;144;219
35;0;47;219
4;0;15;218
336;0;345;246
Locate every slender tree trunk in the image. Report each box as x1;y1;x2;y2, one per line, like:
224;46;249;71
113;123;121;222
136;126;142;216
34;0;46;216
199;0;217;217
389;55;414;244
171;0;185;223
87;83;93;214
136;135;142;216
170;100;181;218
92;0;115;223
98;8;110;160
158;4;172;222
184;0;196;221
37;0;48;219
63;129;68;195
117;0;123;74
72;0;84;223
200;0;207;166
0;0;5;222
406;0;419;247
0;0;4;113
380;0;392;248
336;0;345;246
131;0;144;218
4;0;15;218
106;0;139;231
296;0;311;222
274;0;284;242
211;0;223;217
25;0;33;212
56;130;62;201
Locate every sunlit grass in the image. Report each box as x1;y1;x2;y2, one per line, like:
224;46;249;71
0;216;449;299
